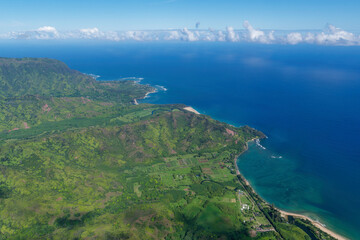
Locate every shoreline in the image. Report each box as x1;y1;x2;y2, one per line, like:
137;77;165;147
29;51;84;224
183;106;200;114
277;209;348;240
136;84;348;240
133;88;158;105
235;139;348;240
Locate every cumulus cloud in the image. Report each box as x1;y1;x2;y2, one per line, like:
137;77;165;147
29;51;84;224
286;32;303;45
121;31;149;41
164;30;181;40
79;28;102;38
315;24;357;45
282;24;359;45
2;22;360;46
216;30;227;42
226;27;239;42
37;26;57;33
181;28;198;41
304;33;315;44
268;31;275;41
9;26;60;39
75;28;123;41
243;21;265;41
242;21;277;43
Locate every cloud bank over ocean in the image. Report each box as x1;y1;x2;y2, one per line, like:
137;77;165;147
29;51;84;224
1;21;359;46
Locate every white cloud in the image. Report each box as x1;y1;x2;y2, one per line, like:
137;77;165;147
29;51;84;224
217;31;226;41
226;27;239;42
243;21;270;43
123;31;143;41
304;33;315;43
242;21;278;44
268;31;275;41
286;32;303;45
181;28;198;41
2;22;360;46
209;29;226;41
315;24;357;45
76;28;104;39
281;24;360;45
80;27;100;35
243;21;263;40
103;31;121;41
9;26;60;39
37;26;58;33
165;30;181;40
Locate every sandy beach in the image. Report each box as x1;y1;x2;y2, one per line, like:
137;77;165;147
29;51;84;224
278;210;348;240
183;106;200;114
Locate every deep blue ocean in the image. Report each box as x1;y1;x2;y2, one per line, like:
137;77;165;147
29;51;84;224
1;41;359;239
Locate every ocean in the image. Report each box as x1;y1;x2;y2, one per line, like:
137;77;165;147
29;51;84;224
1;40;359;239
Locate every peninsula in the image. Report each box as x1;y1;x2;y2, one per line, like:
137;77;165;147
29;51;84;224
0;58;343;239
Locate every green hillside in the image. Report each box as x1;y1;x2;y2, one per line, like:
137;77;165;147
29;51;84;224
0;58;153;101
0;58;337;240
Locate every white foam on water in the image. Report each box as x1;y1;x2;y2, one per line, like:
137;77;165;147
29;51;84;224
255;139;266;150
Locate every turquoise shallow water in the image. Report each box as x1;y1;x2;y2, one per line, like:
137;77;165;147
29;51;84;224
0;41;359;239
237;142;344;236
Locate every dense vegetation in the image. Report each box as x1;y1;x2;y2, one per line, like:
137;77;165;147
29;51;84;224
0;58;337;239
0;58;153;101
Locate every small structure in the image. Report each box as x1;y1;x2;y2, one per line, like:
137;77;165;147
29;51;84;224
241;204;250;211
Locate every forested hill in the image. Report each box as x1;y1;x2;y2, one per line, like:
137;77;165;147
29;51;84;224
0;58;336;240
0;57;153;101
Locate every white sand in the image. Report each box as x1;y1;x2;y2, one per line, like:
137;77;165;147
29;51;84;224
278;210;348;240
183;107;200;114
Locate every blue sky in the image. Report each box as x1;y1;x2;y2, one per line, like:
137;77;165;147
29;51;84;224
0;0;359;33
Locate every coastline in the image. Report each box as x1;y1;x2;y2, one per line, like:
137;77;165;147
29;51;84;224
136;88;347;240
143;89;158;99
133;88;158;105
278;209;348;240
235;139;348;240
183;106;200;114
